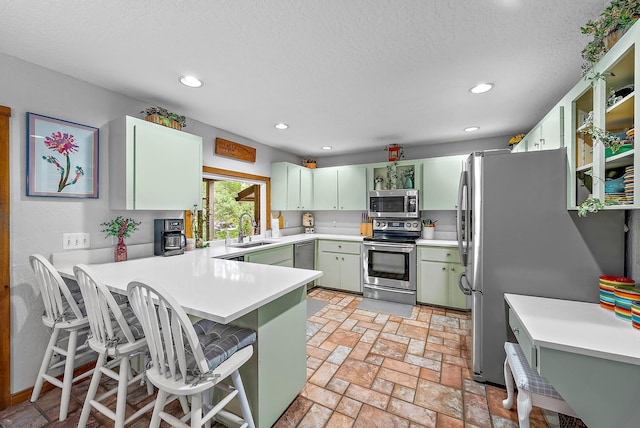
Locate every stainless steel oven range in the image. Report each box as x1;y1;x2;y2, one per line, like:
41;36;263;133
362;219;421;305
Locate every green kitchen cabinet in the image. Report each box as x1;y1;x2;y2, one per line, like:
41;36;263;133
524;104;565;152
316;240;362;293
271;162;313;210
421;155;467;210
109;116;203;210
417;246;467;310
244;245;294;267
313;166;366;210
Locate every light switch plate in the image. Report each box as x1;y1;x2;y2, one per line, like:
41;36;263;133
63;233;90;250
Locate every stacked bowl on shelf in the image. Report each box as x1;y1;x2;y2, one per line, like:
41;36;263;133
600;276;640;329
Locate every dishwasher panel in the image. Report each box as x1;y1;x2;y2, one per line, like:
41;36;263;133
294;241;316;291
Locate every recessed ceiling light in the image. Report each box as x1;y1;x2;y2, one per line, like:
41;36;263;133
469;83;494;94
321;146;332;150
274;123;289;130
179;75;203;88
464;126;480;132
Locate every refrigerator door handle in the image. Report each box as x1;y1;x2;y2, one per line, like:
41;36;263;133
456;170;468;266
458;272;472;295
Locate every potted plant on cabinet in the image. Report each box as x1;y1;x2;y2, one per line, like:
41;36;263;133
141;106;187;130
581;0;640;73
302;157;317;168
100;216;141;262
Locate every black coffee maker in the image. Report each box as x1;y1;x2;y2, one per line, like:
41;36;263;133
154;219;186;256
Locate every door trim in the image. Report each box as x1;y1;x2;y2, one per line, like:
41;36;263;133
0;105;11;410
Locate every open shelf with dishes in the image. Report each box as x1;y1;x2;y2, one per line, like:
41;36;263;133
603;45;635;207
569;28;638;210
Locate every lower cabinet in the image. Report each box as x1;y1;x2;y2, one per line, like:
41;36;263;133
316;240;362;293
244;245;294;267
417;246;467;309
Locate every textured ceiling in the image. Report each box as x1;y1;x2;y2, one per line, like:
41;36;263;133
0;0;610;156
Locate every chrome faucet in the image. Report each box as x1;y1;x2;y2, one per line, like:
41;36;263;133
237;212;255;243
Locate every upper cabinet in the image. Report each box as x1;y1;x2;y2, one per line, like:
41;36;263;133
313;166;367;210
528;104;565;151
514;103;565;153
421;155;467;210
569;23;639;210
368;160;422;192
271;162;313;211
109;116;203;210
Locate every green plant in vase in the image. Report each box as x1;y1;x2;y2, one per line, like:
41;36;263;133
100;216;141;262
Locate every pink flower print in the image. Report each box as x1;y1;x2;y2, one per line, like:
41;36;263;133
43;131;83;192
44;132;78;155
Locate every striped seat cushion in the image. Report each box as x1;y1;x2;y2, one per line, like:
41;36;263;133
192;319;256;371
504;342;562;399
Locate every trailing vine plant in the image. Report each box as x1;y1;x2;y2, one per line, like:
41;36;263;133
578;111;622;154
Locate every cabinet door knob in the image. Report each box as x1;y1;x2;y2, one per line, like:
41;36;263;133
446;253;451;256
341;257;344;261
513;327;519;334
335;256;339;261
442;267;446;271
338;245;342;248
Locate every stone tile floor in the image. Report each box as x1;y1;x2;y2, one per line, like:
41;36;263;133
0;288;559;427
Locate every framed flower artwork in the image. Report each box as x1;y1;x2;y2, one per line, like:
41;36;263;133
26;112;99;198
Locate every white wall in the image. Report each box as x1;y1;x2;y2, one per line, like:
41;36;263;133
1;52;298;393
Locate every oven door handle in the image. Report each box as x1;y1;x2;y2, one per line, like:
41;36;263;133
363;242;415;252
365;284;416;295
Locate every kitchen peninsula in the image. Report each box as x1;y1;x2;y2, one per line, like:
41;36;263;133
56;251;322;428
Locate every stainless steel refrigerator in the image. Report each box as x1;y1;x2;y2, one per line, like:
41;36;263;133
456;148;625;385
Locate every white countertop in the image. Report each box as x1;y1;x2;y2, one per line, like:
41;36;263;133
416;239;458;247
505;293;640;366
58;250;322;324
206;233;364;259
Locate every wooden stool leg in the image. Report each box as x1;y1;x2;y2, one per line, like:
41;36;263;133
502;356;515;409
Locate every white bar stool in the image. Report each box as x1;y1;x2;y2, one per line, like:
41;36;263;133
73;264;155;427
503;342;576;428
29;254;95;421
127;279;256;428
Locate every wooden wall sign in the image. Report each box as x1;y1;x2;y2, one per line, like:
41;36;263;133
215;137;256;163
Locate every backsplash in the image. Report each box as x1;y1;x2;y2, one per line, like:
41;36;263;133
281;210;459;239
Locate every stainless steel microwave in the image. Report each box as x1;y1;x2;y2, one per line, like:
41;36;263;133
368;189;419;218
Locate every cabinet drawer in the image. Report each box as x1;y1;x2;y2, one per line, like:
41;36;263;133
318;240;361;255
245;245;293;266
419;246;459;262
508;309;537;370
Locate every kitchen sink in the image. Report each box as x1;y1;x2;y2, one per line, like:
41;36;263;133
232;241;272;249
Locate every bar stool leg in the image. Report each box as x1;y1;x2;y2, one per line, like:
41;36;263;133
31;328;60;403
58;329;79;420
231;369;255;428
78;352;107;428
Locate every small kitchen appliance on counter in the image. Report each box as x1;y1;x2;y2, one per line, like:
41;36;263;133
154;219;186;256
302;212;315;234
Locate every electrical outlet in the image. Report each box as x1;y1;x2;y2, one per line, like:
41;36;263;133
63;233;90;250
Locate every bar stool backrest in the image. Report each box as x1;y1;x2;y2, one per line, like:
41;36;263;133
127;280;209;386
30;254;84;326
73;264;137;351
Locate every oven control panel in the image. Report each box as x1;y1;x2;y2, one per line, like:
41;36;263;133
373;220;421;232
